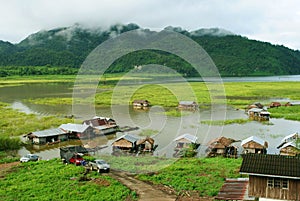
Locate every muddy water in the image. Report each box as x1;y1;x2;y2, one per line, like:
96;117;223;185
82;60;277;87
0;81;299;159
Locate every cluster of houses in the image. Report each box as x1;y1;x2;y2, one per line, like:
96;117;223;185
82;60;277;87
132;99;198;110
24;116;119;145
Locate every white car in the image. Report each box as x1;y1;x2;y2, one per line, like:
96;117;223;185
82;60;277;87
88;159;110;173
20;154;40;162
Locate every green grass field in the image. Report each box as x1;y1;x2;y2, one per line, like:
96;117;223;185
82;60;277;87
0;159;137;201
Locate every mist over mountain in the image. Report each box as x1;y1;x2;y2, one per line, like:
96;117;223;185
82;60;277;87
0;23;300;77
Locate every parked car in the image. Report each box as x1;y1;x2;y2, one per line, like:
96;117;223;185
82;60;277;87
88;159;110;173
20;154;40;162
69;155;86;166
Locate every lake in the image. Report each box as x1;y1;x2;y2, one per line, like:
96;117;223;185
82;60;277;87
1;75;300;159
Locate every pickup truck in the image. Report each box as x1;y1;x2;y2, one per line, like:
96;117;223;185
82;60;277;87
88;159;110;173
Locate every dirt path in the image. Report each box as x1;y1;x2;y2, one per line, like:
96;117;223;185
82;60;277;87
108;170;177;201
0;161;20;178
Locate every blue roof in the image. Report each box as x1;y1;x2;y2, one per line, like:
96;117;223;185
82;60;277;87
114;134;139;143
174;133;198;143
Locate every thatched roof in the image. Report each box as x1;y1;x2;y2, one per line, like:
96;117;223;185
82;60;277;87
137;137;155;145
207;136;236;147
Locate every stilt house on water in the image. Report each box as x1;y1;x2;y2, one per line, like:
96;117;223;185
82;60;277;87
82;116;118;135
178;101;198;110
59;123;94;139
25;128;67;144
241;136;268;154
240;154;300;201
206;136;238;158
132;100;150;108
247;108;270;121
112;134;156;154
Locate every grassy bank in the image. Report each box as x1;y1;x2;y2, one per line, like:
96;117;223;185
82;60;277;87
0;159;136;201
138;157;243;197
0;102;73;137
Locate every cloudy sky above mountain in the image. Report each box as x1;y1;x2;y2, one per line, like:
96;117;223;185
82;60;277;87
0;0;299;49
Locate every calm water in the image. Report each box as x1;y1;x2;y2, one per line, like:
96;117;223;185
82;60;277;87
1;76;300;159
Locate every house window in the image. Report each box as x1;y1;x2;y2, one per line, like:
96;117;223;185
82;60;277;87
267;177;289;189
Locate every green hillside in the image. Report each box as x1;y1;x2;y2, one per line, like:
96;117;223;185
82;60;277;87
0;23;300;76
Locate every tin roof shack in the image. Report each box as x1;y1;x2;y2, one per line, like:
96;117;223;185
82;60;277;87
83;116;118;135
132;100;150;109
173;134;199;157
206;136;238;158
240;154;300;201
215;178;255;201
241;136;268;154
247;108;270;121
178;101;198;110
59;123;94;139
112;134;139;153
26;128;67;144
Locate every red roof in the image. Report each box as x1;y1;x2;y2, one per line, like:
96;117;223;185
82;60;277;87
215;178;254;200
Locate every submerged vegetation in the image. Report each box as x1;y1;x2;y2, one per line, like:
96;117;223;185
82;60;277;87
201;118;250;125
0;102;73;137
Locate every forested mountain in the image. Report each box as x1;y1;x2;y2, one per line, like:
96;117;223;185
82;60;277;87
0;23;300;76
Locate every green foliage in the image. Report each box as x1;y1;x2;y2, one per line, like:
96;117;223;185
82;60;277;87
0;151;19;163
138;157;243;197
268;106;300;121
201;119;250;125
0;137;21;151
0;101;73;136
0;159;136;201
1;24;300;76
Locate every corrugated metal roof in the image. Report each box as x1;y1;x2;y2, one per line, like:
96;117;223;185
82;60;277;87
178;101;197;105
59;123;90;133
174;133;198;143
241;136;266;147
281;132;299;143
31;128;66;137
240;154;300;178
215;178;255;200
281;141;297;149
114;134;139;143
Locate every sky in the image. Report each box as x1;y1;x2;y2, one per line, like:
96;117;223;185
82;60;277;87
0;0;300;50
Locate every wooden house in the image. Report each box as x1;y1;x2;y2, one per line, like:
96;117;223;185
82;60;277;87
25;128;67;144
112;134;139;152
136;137;155;152
240;154;300;200
247;108;270;121
173;134;199;157
83;116;117;127
178;101;198;110
59;123;94;139
215;178;255;201
269;101;281;108
206;136;238;158
241;136;268;154
83;116;118;135
174;133;198;150
132;100;150;108
279;142;300;156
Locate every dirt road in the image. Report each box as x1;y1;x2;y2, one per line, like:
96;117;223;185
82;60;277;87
108;170;177;201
